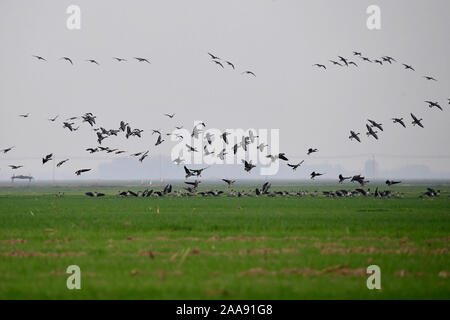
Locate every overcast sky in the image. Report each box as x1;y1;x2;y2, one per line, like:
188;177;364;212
0;0;449;181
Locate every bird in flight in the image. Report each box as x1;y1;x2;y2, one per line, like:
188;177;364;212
424;101;442;111
242;160;256;172
374;59;383;65
86;59;100;65
42;153;53;165
225;61;235;69
411;113;424;128
155;134;165;146
392;118;406;128
32;55;46;61
9;165;23;170
1;146;14;153
19;113;30;118
368;119;383;131
173;156;184;165
423;76;437;81
339;174;351;183
134;57;150;63
310;171;324;179
313;64;326;70
212;60;224;68
287;160;304;171
338;56;348;67
329;60;342;66
222;179;235;188
75;169;91;176
48;115;59;122
353;51;362;56
113;57;127;62
349;130;361;142
402;63;415;71
60;57;74;65
242;71;256;77
186;144;198;153
139;151;149;162
386;180;401;186
348;61;358;67
164;113;175;118
57;159;69;168
208;52;220;60
366;124;378;140
307;148;318;155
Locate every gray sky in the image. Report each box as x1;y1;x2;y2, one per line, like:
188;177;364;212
0;0;449;181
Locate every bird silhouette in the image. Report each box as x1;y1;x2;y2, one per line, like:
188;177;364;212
134;57;150;63
349;131;361;142
32;55;46;61
392;118;406;128
60;57;73;65
287;160;304;171
42;153;53;164
75;169;91;176
411;113;424;128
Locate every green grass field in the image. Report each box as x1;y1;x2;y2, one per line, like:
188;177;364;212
0;184;449;299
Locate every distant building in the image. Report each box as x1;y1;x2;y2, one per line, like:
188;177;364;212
364;158;378;178
11;175;34;182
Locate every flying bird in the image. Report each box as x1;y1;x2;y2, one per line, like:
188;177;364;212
86;59;99;65
310;171;324;179
313;64;326;70
329;60;342;66
9;165;23;170
212;60;224;68
242;160;256;172
42;153;53;164
349;130;361;142
75;169;91;176
60;57;73;65
225;61;235;69
134;57;150;63
366;124;378;140
155;134;165;146
56;159;69;167
411;113;424;128
222;179;235;188
1;146;14;153
48;115;59;122
368;119;383;131
339;174;351;183
164;113;175;118
307;148;318;155
386;180;401;186
423;76;437;81
424;101;442;111
113;57;127;62
208;52;220;60
392;118;406;128
402;63;415;71
287;160;304;171
242;71;256;77
32;55;46;61
19;113;30;118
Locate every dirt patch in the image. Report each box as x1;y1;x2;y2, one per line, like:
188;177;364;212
240;264;366;277
320;247;449;255
1;239;27;244
2;251;86;257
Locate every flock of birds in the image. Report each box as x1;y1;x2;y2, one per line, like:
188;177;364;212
0;51;448;199
313;52;447;142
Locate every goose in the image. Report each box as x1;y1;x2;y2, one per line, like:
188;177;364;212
19;113;30;118
60;57;73;65
243;160;256;172
221;132;230;144
208;52;220;60
86;59;99;65
386;180;401;186
329;60;342;66
32;55;46;61
9;165;23;170
423;76;437;81
217;149;227;160
353;51;362;56
424;101;442;111
1;146;14;153
164;113;175;118
75;169;91;176
411;113;424;128
134;57;150;63
338;56;348;66
173;156;184;165
225;61;235;69
307;148;318;155
203;145;214;156
310;171;324;179
242;70;256;77
349;130;361;142
287;160;304;171
155;134;165;146
48;115;59;122
392;118;406;128
402;63;415;71
42;153;53;164
365;124;378;140
113;57;127;62
338;174;351;183
313;64;326;69
138;151;149;162
222;179;235;188
257;143;268;152
213;60;224;68
368;119;383;131
186;144;198;152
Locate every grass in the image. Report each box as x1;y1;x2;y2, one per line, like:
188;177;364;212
0;184;449;299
